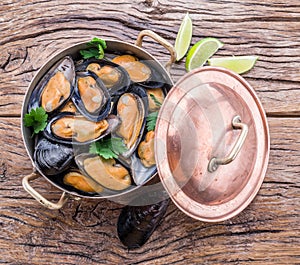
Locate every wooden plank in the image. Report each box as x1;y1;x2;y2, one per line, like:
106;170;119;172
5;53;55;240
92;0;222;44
0;117;299;264
0;0;300;116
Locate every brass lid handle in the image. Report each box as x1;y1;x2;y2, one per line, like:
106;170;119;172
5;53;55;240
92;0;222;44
208;116;248;172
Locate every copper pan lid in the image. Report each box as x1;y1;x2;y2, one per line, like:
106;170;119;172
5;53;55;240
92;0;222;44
155;67;270;222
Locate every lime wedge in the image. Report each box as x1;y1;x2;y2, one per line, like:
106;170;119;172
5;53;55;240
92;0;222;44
175;13;193;61
185;37;223;71
208;56;258;74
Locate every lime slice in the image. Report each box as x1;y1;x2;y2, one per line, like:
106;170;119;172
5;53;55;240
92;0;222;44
208;56;258;74
175;13;193;61
185;37;223;71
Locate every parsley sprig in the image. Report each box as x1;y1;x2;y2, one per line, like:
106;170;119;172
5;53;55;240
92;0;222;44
146;94;162;131
80;37;107;59
89;137;127;159
146;112;158;132
23;107;48;135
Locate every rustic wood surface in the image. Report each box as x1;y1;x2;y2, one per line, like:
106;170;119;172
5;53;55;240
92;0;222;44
0;0;299;264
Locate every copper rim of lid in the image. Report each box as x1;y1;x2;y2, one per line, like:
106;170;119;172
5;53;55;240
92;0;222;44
155;66;270;222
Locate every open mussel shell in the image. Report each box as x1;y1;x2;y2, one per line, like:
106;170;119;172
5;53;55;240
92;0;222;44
75;153;133;193
111;54;165;89
73;71;111;122
28;56;75;114
113;85;148;158
34;137;74;176
130;152;157;186
62;168;104;194
43;112;120;145
76;58;131;97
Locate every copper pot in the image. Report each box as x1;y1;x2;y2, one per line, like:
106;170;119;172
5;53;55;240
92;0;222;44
21;30;270;222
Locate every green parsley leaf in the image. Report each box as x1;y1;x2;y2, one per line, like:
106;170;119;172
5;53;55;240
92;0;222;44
24;107;48;135
80;48;99;59
146;111;158;131
150;94;162;107
90;37;107;49
80;37;107;59
89;138;127;159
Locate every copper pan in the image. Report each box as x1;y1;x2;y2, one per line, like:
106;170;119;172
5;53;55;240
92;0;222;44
21;30;175;209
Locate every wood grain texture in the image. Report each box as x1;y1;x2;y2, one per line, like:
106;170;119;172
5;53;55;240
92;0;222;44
0;117;299;264
0;0;299;264
0;0;299;116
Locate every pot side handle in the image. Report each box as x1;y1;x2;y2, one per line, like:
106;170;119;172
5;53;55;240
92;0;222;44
22;171;69;210
135;30;176;73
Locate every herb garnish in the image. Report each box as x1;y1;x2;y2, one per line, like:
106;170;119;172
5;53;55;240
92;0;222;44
146;111;158;132
80;37;107;59
146;94;162;131
23;107;48;135
89;137;127;159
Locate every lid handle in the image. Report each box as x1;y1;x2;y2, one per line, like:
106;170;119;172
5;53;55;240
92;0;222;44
208;116;248;172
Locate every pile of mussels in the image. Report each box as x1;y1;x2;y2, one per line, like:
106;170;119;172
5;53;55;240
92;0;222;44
28;53;170;196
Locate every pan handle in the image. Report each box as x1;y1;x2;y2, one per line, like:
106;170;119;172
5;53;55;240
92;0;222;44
135;30;176;73
22;171;69;210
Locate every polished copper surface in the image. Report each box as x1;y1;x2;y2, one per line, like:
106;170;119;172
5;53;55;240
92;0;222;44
155;66;270;222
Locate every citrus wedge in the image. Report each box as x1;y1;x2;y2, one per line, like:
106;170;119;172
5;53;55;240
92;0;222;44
175;13;193;61
208;56;258;74
185;37;223;72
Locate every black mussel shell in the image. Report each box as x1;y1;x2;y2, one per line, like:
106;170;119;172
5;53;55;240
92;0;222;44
34;137;73;176
117;196;169;249
76;58;130;97
43;112;120;145
28;56;75;114
112;85;148;158
73;71;111;122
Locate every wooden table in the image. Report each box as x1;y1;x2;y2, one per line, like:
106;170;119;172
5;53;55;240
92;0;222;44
1;0;299;264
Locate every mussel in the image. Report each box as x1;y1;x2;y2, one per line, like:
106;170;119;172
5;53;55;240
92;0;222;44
117;196;169;249
114;91;146;158
34;137;73;176
137;130;155;168
59;100;77;113
146;88;165;112
73;71;111;122
28;56;75;113
63;169;104;193
44;113;120;145
112;55;165;88
76;58;130;96
75;154;132;191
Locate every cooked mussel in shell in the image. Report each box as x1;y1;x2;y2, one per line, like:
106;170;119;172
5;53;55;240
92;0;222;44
63;169;104;193
146;88;165;112
115;92;146;158
28;56;75;113
73;71;111;122
59;100;77;113
34;138;73;176
75;154;132;191
76;58;130;96
44;113;120;144
138;130;155;168
112;55;151;83
112;55;165;88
